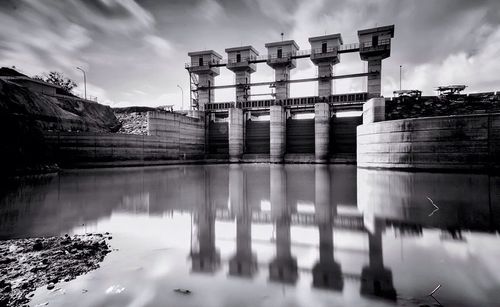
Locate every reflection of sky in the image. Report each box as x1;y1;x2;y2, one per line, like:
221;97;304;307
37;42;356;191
2;164;500;306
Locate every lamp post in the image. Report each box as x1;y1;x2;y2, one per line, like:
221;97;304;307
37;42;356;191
76;67;87;100
177;84;184;110
399;65;402;91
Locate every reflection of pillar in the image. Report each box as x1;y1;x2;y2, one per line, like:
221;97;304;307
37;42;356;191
313;165;343;290
191;170;220;273
269;165;298;283
229;165;257;277
360;219;396;300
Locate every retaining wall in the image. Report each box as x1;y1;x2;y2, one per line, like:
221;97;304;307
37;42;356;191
43;111;207;167
147;111;205;157
357;113;500;171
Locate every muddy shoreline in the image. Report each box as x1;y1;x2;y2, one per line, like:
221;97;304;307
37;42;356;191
0;234;112;307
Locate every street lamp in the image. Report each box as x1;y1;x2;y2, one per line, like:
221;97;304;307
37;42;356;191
76;67;87;100
177;84;184;110
399;65;402;91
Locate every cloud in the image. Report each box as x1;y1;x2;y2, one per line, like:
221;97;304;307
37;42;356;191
143;35;173;57
1;0;499;108
196;0;225;21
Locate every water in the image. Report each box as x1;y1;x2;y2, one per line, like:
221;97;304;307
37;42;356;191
1;164;499;307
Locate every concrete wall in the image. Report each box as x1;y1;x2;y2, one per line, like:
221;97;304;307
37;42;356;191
43;132;181;167
357;113;500;171
43;111;207;167
147;111;205;158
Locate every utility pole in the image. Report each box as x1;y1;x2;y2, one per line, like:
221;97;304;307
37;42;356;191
399;65;402;91
76;67;87;100
177;84;184;110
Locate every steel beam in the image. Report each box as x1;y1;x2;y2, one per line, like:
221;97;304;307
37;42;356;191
198;72;376;90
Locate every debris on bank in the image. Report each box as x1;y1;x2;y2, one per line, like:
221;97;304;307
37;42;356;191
0;234;112;307
114;111;148;135
113;107;157;135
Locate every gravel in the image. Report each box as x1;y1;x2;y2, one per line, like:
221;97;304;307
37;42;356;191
0;234;112;307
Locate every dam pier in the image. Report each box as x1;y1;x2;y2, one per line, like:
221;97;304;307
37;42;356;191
184;25;394;164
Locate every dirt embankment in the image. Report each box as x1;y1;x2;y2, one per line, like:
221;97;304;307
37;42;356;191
0;79;120;133
0;234;112;307
0;79;121;174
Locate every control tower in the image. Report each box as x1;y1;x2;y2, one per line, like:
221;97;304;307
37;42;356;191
225;46;259;103
187;50;222;110
265;40;299;100
309;33;343;98
358;25;394;98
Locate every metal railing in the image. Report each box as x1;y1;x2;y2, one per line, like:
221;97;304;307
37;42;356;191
205;92;368;111
185;40;387;68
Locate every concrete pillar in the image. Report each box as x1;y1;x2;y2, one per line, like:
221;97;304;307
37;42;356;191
315;102;330;163
362;98;385;124
275;66;290;100
198;74;215;111
229;107;244;162
367;59;382;99
270;106;286;163
318;63;333;98
235;71;251;102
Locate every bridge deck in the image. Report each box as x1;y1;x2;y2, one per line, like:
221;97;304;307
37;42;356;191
206;93;367;112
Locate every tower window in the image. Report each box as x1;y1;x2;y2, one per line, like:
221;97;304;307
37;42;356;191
199;57;204;66
236;53;241;62
372;35;379;47
322;42;327;53
277;48;282;58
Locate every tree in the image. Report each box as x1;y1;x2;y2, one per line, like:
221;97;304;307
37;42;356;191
32;71;77;92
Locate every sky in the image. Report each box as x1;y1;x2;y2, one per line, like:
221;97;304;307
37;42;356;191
0;0;499;109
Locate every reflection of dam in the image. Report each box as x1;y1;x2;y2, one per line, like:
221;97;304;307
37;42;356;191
187;164;396;300
2;165;499;303
186;165;500;301
357;168;500;233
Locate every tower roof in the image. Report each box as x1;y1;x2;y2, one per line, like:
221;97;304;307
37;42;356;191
225;46;259;55
308;33;343;45
358;25;395;37
264;40;299;50
187;50;223;59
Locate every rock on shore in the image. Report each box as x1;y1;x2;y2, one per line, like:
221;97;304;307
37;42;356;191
0;234;112;307
113;106;160;135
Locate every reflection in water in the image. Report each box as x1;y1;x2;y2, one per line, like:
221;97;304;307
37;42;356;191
1;165;500;306
313;165;343;291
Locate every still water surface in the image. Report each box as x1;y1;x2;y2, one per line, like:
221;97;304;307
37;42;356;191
1;164;500;307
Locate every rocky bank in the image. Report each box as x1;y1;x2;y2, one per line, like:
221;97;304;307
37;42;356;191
0;234;112;307
113;106;157;135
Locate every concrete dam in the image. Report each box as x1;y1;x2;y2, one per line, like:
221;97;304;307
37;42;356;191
182;25;395;163
42;24;500;172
